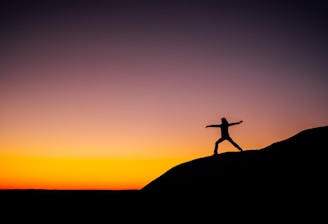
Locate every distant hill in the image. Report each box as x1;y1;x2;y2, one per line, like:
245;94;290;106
141;126;328;203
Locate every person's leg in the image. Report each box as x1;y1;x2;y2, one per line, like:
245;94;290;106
214;138;225;154
228;138;243;151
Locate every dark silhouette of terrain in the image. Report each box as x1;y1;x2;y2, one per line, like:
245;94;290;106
2;126;327;221
141;126;328;203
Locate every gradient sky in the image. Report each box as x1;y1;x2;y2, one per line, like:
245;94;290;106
1;1;327;190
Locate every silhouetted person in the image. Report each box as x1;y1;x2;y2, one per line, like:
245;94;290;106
206;117;243;154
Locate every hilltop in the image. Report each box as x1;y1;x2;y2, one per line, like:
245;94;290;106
141;126;328;203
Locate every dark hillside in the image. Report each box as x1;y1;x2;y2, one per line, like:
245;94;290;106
141;126;328;205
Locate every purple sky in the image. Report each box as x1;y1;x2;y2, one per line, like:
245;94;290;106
1;0;328;158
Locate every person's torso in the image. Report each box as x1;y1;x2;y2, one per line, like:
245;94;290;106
221;123;229;137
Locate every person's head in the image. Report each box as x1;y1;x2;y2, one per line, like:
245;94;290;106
221;117;227;123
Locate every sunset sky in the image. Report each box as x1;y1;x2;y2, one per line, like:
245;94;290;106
1;1;327;190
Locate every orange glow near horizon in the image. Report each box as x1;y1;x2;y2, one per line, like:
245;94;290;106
0;153;188;190
1;124;325;190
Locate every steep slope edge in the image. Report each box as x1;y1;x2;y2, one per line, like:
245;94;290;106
141;126;328;195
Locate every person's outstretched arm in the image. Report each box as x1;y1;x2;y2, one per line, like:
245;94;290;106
206;124;221;128
228;120;243;126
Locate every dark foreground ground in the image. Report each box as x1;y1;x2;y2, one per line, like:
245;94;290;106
1;188;324;222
